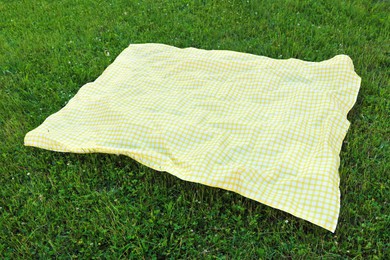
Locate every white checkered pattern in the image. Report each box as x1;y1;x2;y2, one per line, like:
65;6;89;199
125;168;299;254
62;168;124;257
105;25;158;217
25;43;361;232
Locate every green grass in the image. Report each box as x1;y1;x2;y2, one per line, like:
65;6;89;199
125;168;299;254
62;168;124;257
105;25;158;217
0;0;389;258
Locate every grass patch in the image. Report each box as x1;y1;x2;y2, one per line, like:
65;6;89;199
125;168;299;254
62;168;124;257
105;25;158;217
1;0;389;258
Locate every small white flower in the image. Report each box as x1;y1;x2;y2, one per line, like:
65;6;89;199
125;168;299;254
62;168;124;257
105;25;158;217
284;220;289;224
27;172;30;176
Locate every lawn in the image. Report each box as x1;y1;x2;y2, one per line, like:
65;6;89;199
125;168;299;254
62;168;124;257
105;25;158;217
0;0;389;258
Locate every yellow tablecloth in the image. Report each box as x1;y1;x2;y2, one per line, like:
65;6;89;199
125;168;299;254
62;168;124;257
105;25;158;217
25;43;361;231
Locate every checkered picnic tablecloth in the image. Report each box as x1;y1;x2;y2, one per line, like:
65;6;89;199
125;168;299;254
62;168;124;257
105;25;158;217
25;43;361;231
